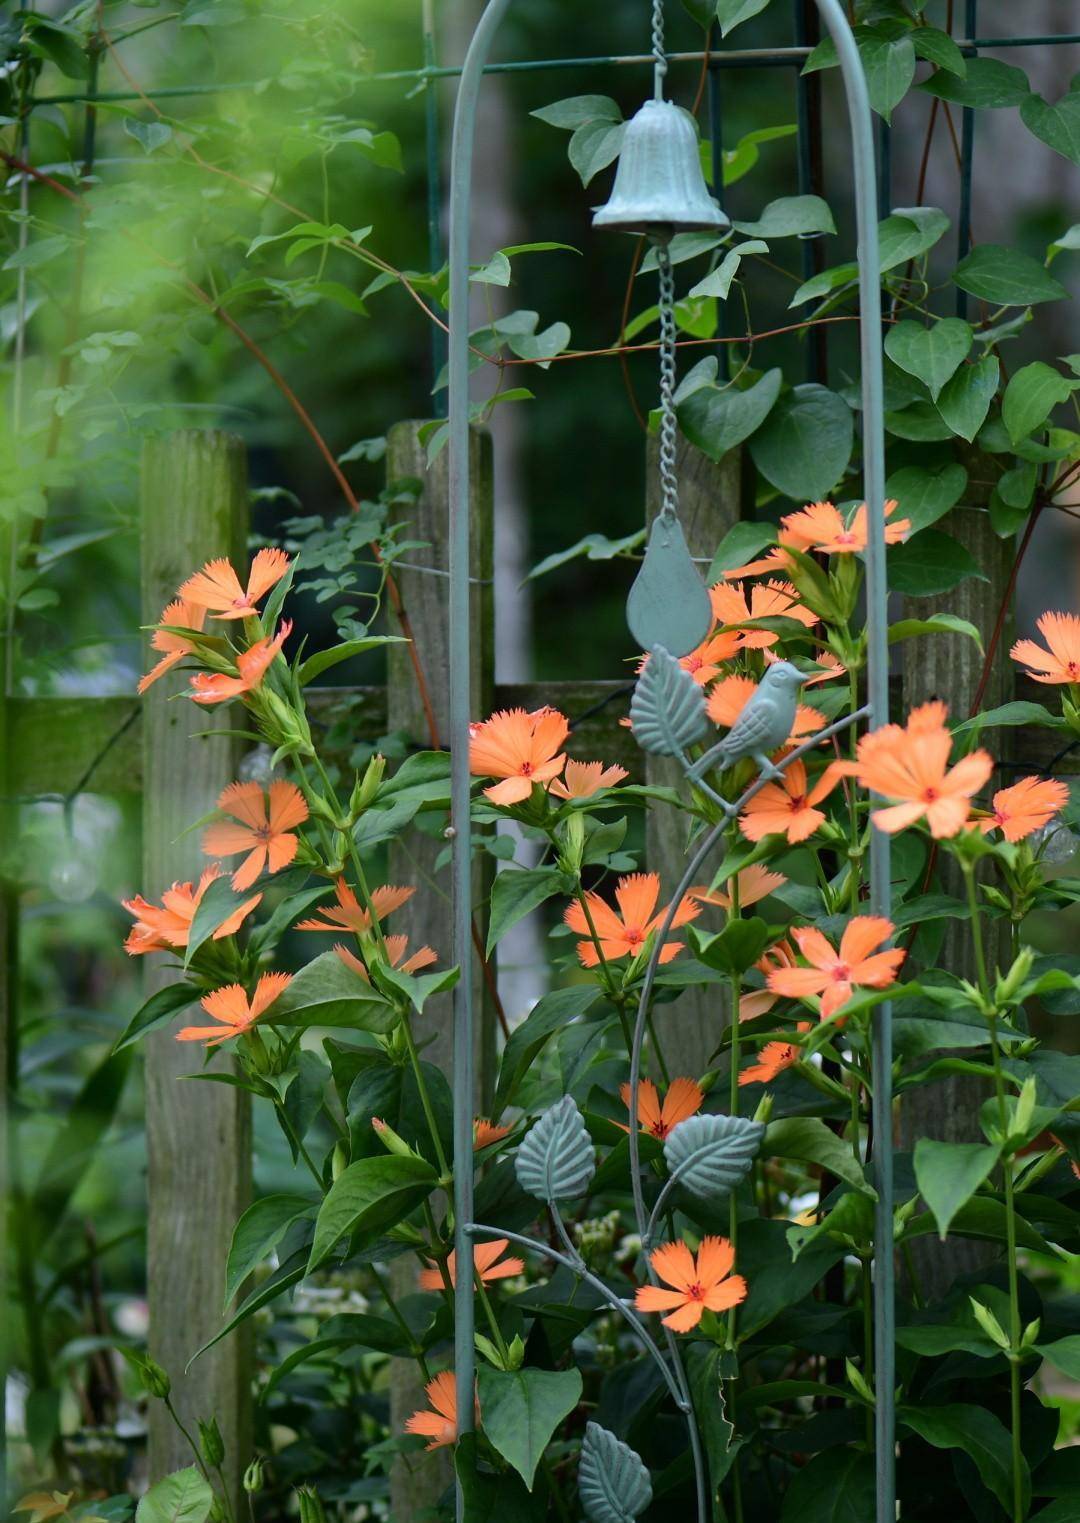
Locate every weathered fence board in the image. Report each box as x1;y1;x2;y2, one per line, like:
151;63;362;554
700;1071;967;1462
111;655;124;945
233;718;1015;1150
384;420;495;1519
140;432;252;1506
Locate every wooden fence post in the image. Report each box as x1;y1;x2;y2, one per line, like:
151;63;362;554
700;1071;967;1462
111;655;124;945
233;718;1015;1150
140;432;252;1506
384;420;494;1519
644;435;740;1078
900;497;1013;1299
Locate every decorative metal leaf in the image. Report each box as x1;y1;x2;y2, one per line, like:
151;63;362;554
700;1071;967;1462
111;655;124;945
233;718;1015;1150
515;1096;595;1203
663;1113;765;1200
579;1422;652;1523
629;644;709;757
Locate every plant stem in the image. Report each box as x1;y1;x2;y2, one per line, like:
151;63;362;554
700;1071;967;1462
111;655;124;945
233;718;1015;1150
370;1263;431;1382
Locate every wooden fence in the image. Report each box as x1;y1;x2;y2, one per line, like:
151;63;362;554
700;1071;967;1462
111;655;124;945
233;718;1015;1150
3;422;1044;1516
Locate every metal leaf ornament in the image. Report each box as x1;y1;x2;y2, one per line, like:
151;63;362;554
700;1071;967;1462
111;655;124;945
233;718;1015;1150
515;1095;596;1203
579;1422;653;1523
629;644;709;757
663;1113;765;1200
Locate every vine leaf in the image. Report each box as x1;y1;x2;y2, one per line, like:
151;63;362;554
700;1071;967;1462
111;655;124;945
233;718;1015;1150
578;1422;652;1523
629;645;709;757
515;1095;595;1202
663;1113;765;1200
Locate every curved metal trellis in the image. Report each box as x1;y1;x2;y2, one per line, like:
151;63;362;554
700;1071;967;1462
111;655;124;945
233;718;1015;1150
447;3;893;1520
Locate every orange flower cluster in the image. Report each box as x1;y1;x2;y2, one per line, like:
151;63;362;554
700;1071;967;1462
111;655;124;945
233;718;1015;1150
725;498;911;579
122;865;261;956
176;971;292;1047
468;705;626;805
635;1236;746;1332
202;780;308;890
564;872;700;967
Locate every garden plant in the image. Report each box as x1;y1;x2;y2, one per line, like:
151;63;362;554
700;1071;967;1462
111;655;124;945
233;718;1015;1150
4;2;1080;1523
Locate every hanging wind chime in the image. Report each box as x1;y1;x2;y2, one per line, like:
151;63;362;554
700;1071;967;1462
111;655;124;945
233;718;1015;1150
593;0;727;658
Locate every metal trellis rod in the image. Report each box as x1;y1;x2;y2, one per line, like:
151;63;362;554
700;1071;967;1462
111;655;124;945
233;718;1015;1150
447;4;892;1523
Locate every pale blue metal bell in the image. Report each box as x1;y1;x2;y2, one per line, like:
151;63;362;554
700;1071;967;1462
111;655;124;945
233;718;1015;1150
593;99;730;235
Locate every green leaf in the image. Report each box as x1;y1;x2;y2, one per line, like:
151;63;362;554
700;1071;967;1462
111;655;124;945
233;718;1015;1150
569;121;625;186
722;123;798;187
731;196;836;239
3;235;70;272
525;529;645;583
884;463;967;532
887;529;988;596
952;699;1067;736
516;1096;595;1203
884;318;971;400
748;384;853;501
509;320;572;367
578;1422;652;1522
911;27;967;78
715;0;770;35
860;31;916;121
188;1251;307;1366
1002;361;1073;444
899;1403;1026;1516
493;985;600;1118
878;206;950;271
224;1195;315;1307
114;983;196;1052
922;56;1031;108
663;1113;764;1200
689;917;770;976
629;646;710;758
888;614;983;653
914;1138;1000;1239
766;1116;875;1197
677;368;783;461
35;1049;132;1236
184;874;253;967
487;867;570;955
135;1468;213;1523
1022;89;1080;168
954;245;1068;306
688;241;769;300
706;521;776;581
936;356;999;442
531;96;622;130
476;1365;582;1491
778;1446;875;1523
1036;1335;1080;1381
885;401;954;442
269;950;397;1032
124;119;173;154
372;962;459;1016
308;1154;437;1270
297;636;401;686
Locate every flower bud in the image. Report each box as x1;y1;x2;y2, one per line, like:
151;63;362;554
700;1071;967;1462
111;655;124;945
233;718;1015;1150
208;1496;226;1523
139;1356;171;1400
371;1117;422;1160
995;946;1035;1007
198;1416;225;1468
350;754;386;817
243;1458;265;1494
331;1141;348;1180
297;1486;327;1523
558;813;586;875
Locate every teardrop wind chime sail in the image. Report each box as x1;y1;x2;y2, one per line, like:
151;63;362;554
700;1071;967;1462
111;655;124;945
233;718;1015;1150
447;2;894;1520
593;0;725;661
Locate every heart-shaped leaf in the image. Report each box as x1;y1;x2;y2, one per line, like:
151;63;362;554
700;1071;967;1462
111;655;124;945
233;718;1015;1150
663;1113;765;1200
629;646;709;758
579;1422;653;1523
516;1096;595;1202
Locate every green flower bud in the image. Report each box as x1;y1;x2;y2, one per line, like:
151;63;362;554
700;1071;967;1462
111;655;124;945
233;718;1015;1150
198;1415;225;1468
350;754;386;816
331;1141;348;1180
243;1457;265;1494
139;1355;171;1400
371;1116;422;1159
297;1486;327;1523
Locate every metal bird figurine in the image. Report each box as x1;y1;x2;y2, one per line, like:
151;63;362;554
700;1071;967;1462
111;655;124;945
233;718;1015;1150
705;661;810;781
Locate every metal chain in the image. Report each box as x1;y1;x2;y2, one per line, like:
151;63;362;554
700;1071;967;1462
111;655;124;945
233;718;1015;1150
656;240;679;523
651;0;667;98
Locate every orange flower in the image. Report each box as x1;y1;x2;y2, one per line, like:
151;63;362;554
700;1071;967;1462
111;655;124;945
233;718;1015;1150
14;1495;75;1523
179;548;291;621
474;1117;511;1149
619;1077;703;1139
468;707;569;805
634;1236;746;1332
175;971;292;1046
548;758;628;799
709;579;818;649
848;702;994;838
739;758;846;844
767;916;905;1020
680;628;743;685
739;940;798;1021
202;780;308;890
138;598;207;694
738;1039;800;1086
296;876;414;934
564;872;700;966
979;775;1069;842
706;674;824;746
333;935;436;979
778;497;910;555
690;864;788;911
189;620;292;705
405;1370;476;1451
765;646;847;685
722;546;794;581
1011;612;1080;685
418;1238;524;1292
122;866;261;955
